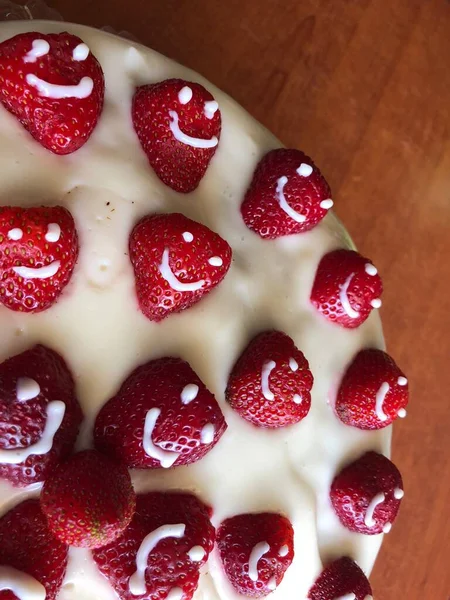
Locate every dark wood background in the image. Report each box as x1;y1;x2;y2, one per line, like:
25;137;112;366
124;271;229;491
44;0;450;597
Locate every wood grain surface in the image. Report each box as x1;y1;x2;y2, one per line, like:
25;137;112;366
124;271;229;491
45;0;450;597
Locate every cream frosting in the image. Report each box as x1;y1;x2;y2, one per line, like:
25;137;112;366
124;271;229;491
0;21;390;600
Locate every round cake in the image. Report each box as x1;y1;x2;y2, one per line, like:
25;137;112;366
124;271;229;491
0;20;409;600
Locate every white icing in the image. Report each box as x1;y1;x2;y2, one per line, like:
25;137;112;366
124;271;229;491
178;86;193;105
182;231;194;242
375;382;390;421
23;39;50;63
397;408;407;418
200;423;215;444
289;358;298;372
72;43;90;61
45;223;61;242
204;100;219;119
365;263;378;276
275;176;306;223
187;545;206;562
167;588;183;600
267;576;277;591
383;522;392;533
0;401;65;464
168;111;218;149
261;360;276;401
394;488;404;499
159;248;205;292
142;408;180;468
26;74;94;99
181;384;199;405
248;541;270;581
371;298;382;309
129;524;186;595
293;394;302;404
0;565;46;600
7;228;23;240
335;594;356;600
319;199;334;210
278;545;289;557
364;492;385;527
13;261;60;279
16;377;40;401
208;256;223;267
339;273;360;319
296;163;313;177
397;376;408;386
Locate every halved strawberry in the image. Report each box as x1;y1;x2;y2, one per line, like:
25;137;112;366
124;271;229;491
93;492;215;600
217;512;294;597
0;499;68;600
310;249;383;329
226;331;313;428
40;449;136;548
241;148;332;238
330;451;404;535
336;349;409;430
129;213;232;322
0;344;83;487
94;357;227;469
132;79;221;193
307;557;373;600
0;205;79;312
0;32;104;154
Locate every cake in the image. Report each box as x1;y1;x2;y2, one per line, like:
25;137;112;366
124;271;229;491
0;20;409;600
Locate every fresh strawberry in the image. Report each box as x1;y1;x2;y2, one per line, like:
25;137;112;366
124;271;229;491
0;344;82;487
40;449;136;549
0;499;68;600
226;331;313;428
132;79;221;193
94;357;227;469
241;148;332;239
307;557;373;600
336;348;409;430
93;491;215;600
0;205;79;312
330;451;404;535
129;213;232;322
0;32;104;154
217;512;294;597
310;249;383;329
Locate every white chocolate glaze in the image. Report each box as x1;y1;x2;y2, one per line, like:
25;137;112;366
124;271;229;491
26;74;93;99
0;565;45;600
0;21;389;600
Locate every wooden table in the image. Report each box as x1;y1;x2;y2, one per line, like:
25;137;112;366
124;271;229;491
46;0;450;597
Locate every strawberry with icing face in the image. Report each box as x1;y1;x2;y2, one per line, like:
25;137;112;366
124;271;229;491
129;213;232;322
0;32;104;154
0;499;69;600
307;557;373;600
310;249;383;329
336;348;409;430
226;331;314;428
330;451;404;535
0;344;83;487
241;148;333;238
217;512;294;597
94;357;227;469
0;205;79;313
132;79;221;193
93;491;215;600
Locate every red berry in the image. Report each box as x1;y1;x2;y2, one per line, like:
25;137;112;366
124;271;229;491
307;557;373;600
241;148;332;238
0;344;82;487
93;492;215;600
40;449;136;548
310;249;383;329
217;512;294;597
226;331;313;428
0;32;104;154
330;451;404;535
132;79;221;193
0;205;79;312
94;357;227;469
336;349;409;430
129;213;232;322
0;499;68;600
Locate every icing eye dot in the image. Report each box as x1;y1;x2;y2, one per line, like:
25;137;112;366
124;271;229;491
178;86;193;105
208;256;223;267
182;232;194;242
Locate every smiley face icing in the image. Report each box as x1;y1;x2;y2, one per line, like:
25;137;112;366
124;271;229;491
0;32;104;154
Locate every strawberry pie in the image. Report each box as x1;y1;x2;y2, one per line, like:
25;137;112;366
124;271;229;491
0;20;408;600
